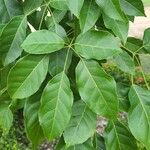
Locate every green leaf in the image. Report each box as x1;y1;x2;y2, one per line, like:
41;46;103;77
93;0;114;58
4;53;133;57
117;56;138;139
79;0;100;33
56;138;95;150
0;0;23;23
113;50;135;75
8;55;49;99
128;85;150;149
75;30;121;60
139;54;150;74
104;120;137;150
24;91;44;148
96;0;126;21
125;37;143;53
143;28;150;53
93;133;106;150
39;72;73;140
120;0;145;16
49;24;68;42
76;59;118;118
64;100;96;146
23;0;43;14
0;24;5;35
49;48;72;76
0;16;27;66
45;10;67;28
49;0;68;10
22;30;65;54
66;0;84;18
103;14;129;44
0;103;13;134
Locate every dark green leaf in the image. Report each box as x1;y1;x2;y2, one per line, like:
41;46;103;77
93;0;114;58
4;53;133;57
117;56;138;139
0;0;23;23
49;48;72;76
0;16;27;66
24;91;44;148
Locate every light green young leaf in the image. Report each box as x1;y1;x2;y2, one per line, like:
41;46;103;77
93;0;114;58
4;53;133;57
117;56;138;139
96;0;126;21
0;0;23;23
128;85;150;149
113;50;135;75
8;55;49;99
120;0;145;16
76;59;118;118
22;30;65;54
24;91;44;148
66;0;84;18
104;121;137;150
39;72;73;140
143;28;150;53
79;0;100;33
75;30;121;60
103;14;129;44
64;100;96;146
0;16;27;66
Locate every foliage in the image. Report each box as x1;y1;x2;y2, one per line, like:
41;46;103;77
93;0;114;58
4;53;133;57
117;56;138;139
0;0;150;149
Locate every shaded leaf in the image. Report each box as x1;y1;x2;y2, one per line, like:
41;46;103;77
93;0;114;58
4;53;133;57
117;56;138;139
49;49;72;76
64;100;96;146
24;91;44;148
104;120;137;150
0;16;27;66
0;0;23;23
